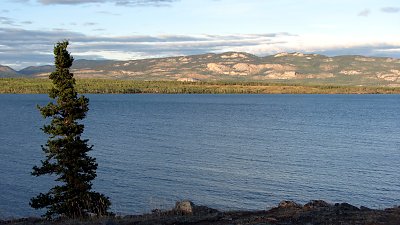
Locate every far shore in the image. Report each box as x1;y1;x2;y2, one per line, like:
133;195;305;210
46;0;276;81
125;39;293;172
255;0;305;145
1;78;400;94
2;200;400;225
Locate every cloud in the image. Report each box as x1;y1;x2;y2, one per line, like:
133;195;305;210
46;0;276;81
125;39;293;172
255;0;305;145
96;10;120;16
115;0;177;7
0;17;33;26
38;0;102;4
312;45;400;59
1;27;400;70
376;48;400;53
0;28;87;69
36;0;178;6
0;16;16;26
358;9;370;17
83;22;97;26
381;7;400;13
0;28;289;69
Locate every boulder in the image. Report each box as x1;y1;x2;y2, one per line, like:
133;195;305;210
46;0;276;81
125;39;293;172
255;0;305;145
278;200;303;209
334;203;360;211
175;200;194;214
304;200;331;209
360;206;372;211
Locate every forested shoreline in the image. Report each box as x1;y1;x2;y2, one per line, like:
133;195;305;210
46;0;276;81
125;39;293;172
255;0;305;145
1;78;400;94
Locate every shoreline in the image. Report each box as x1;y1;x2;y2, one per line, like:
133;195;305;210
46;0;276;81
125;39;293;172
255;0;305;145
2;200;400;225
1;78;400;94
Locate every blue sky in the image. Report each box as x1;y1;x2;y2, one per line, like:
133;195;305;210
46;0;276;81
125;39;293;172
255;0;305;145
1;0;400;69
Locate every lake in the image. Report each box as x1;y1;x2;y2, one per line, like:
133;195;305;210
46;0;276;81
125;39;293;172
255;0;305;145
0;94;399;218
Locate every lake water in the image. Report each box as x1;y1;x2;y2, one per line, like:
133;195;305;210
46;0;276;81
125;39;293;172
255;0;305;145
0;94;400;218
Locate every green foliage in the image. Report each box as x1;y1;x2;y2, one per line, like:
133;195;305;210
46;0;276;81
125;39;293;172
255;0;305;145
30;41;111;219
1;78;400;94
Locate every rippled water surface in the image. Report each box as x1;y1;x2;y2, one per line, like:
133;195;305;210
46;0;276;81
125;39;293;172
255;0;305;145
1;94;399;218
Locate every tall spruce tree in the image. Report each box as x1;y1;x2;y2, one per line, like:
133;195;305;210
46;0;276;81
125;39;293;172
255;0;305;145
30;41;111;219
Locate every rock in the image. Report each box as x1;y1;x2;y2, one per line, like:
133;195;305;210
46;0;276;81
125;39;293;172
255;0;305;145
266;217;278;222
220;53;248;59
4;201;400;225
334;203;360;211
360;206;372;211
274;52;289;57
292;52;304;57
175;200;194;214
193;205;220;214
278;200;303;209
339;70;361;75
177;77;200;82
206;63;231;74
232;63;261;74
151;208;162;214
304;200;331;209
355;57;375;62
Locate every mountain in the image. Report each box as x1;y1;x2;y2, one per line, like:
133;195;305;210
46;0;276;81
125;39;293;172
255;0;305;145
2;52;400;86
18;65;54;76
0;65;18;78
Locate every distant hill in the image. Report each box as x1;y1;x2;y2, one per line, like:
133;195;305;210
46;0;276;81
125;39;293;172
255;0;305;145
0;65;18;78
18;65;54;76
2;52;400;86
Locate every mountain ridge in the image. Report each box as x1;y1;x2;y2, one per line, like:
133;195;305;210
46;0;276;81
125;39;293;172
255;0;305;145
2;52;400;86
0;65;19;77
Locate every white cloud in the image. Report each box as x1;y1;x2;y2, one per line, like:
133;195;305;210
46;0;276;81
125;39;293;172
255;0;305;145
358;9;370;17
73;50;140;59
36;0;178;6
381;7;400;13
375;48;400;53
1;27;400;69
0;16;16;26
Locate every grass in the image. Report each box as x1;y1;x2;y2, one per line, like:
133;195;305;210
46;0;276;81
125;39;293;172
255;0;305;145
1;78;400;94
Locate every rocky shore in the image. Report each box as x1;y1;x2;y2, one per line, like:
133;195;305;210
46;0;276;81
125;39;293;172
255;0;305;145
2;200;400;225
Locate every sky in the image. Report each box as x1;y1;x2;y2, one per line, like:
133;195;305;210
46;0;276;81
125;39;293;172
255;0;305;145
1;0;400;69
